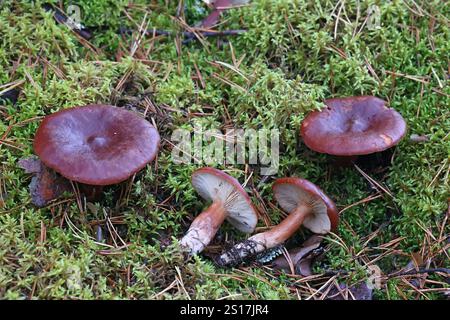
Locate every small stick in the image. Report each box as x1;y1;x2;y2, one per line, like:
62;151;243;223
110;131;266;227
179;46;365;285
118;27;246;41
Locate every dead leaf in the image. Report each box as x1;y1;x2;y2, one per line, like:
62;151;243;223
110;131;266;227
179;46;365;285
327;282;373;300
411;251;424;268
18;157;42;174
0;193;6;208
18;157;71;207
0;88;20;104
270;235;322;276
296;256;315;276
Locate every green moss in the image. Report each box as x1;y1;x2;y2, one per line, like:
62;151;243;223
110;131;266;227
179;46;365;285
0;0;448;299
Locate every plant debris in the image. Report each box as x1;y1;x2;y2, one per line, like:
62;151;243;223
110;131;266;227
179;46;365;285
118;26;246;45
1;0;448;300
18;157;71;207
42;3;93;40
200;0;250;28
409;134;430;143
256;245;284;263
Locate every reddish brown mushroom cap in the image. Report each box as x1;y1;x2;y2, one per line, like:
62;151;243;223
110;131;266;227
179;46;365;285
272;177;339;234
301;96;407;156
191;167;258;233
34;104;160;185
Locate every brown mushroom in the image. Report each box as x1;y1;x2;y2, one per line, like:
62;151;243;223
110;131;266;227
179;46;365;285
180;167;258;255
300;96;407;165
33;104;160;199
217;177;338;266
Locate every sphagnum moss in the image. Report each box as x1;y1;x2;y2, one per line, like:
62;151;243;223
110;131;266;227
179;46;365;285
0;0;448;299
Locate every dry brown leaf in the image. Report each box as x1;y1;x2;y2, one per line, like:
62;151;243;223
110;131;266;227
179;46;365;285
270;235;322;276
18;157;71;207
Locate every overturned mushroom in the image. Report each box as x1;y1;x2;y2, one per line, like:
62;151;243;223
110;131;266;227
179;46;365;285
217;177;338;266
300;96;407;165
33;104;160;201
180;167;258;255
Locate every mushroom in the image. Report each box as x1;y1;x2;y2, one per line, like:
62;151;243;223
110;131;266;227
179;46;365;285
180;167;258;255
300;96;407;165
33;104;160;199
217;177;338;266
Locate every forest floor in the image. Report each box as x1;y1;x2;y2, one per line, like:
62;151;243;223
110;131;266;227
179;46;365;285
0;0;448;299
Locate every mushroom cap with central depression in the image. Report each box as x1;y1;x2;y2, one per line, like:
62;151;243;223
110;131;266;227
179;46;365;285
34;104;160;185
273;178;338;234
191;167;258;233
300;96;407;156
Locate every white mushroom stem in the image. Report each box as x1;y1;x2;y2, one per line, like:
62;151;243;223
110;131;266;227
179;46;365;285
180;200;227;255
217;204;311;266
